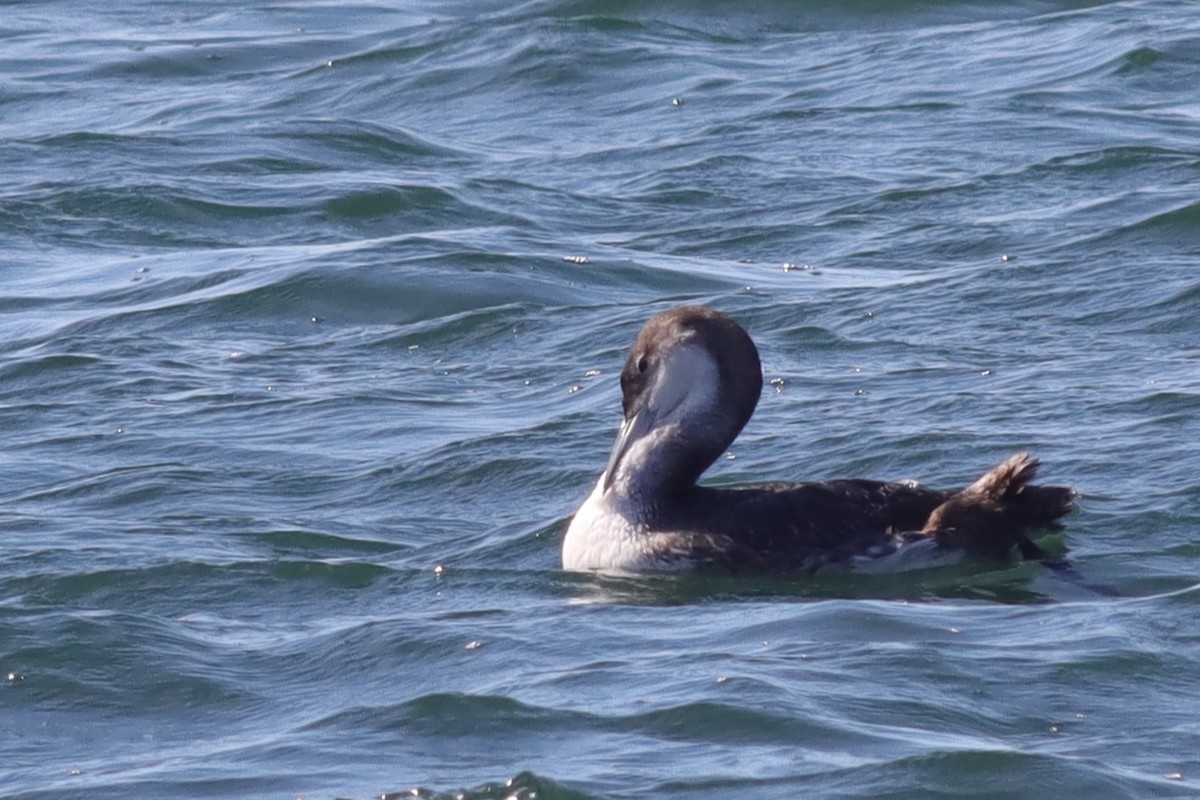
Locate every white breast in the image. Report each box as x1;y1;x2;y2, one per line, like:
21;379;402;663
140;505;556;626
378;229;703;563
562;481;694;572
562;481;638;570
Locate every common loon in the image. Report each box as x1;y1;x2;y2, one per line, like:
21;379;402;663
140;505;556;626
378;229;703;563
562;306;1074;573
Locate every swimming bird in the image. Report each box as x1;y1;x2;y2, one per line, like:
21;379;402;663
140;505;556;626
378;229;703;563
562;306;1074;572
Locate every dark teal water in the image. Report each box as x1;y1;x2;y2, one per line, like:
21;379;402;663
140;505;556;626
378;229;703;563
3;1;1200;797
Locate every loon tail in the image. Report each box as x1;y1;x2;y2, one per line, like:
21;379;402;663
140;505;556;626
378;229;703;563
923;452;1076;559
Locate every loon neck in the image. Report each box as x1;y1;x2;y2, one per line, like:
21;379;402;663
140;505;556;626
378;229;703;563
600;307;762;505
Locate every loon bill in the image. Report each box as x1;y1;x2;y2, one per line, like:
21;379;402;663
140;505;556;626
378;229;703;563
562;306;1075;573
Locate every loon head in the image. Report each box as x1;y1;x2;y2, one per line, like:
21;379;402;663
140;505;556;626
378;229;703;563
600;306;763;500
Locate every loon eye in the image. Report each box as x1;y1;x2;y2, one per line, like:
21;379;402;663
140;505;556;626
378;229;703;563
636;355;649;374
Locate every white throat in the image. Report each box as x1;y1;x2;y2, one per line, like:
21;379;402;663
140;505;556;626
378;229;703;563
606;342;720;498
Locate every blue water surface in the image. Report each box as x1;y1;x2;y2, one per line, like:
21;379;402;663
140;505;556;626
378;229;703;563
2;1;1199;798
